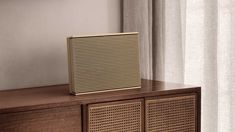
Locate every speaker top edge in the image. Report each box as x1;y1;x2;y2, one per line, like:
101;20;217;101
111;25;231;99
68;32;139;39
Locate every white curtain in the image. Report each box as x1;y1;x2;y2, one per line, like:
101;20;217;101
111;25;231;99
123;0;235;132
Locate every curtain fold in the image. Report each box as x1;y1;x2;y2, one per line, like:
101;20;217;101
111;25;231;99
123;0;153;79
217;0;235;131
123;0;235;132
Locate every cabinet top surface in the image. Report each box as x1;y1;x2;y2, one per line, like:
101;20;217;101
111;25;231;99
0;79;200;113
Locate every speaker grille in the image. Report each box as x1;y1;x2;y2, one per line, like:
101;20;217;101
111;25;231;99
88;99;143;132
67;33;140;94
146;95;196;132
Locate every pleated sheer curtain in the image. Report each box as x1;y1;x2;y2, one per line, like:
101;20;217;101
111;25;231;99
123;0;235;132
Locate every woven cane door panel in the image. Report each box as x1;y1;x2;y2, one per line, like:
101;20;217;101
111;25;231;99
146;95;196;132
88;99;143;132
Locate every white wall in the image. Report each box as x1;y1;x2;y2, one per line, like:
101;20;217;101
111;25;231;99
0;0;121;90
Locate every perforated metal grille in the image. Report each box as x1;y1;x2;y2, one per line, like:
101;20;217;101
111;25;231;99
88;100;142;132
146;95;196;132
68;33;140;94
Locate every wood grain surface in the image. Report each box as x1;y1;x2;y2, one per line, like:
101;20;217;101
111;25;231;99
0;79;200;114
0;79;201;132
0;105;81;132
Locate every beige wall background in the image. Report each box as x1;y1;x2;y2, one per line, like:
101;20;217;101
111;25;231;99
0;0;121;90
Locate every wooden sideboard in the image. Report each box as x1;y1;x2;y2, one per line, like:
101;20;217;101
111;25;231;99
0;79;201;132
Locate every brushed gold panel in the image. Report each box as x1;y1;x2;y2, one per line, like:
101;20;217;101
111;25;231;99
146;95;196;132
88;99;143;132
67;32;140;94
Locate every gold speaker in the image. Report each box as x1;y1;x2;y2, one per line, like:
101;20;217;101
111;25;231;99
87;99;143;132
145;95;197;132
67;32;140;95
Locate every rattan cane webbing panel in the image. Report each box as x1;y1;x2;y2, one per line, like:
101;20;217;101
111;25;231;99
146;95;196;132
88;99;142;132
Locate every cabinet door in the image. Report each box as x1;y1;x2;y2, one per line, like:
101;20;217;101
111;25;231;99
145;94;198;132
85;99;144;132
0;105;81;132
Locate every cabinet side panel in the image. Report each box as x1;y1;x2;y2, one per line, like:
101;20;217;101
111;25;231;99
0;105;82;132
